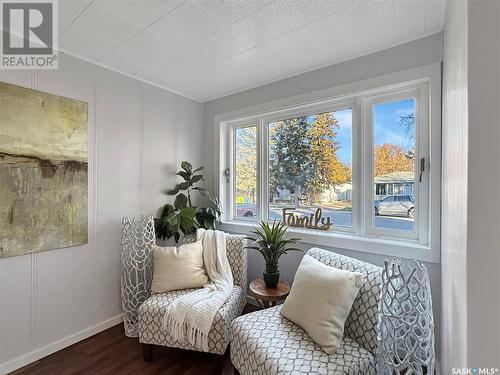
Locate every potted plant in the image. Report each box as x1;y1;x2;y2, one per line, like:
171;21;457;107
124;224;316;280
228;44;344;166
246;221;301;288
155;161;221;242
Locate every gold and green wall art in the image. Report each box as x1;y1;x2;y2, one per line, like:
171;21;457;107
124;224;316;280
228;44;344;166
0;81;88;258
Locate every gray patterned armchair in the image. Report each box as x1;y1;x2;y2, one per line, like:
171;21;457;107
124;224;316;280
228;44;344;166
230;247;382;375
138;234;247;361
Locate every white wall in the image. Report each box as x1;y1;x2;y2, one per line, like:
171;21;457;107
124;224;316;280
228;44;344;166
441;1;500;369
0;53;203;374
203;33;443;359
467;0;500;366
441;0;469;372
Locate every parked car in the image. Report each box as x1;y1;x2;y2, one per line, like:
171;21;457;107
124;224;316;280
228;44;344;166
374;195;414;217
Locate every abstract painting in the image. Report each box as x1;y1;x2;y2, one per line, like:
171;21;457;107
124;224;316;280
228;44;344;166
0;81;88;258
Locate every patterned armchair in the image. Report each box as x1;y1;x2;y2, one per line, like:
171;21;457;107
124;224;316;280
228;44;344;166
138;234;247;361
230;247;382;375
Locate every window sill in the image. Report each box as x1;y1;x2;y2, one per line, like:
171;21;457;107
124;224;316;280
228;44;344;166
220;221;440;264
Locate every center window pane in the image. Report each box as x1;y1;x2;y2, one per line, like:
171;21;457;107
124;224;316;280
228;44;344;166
268;109;353;228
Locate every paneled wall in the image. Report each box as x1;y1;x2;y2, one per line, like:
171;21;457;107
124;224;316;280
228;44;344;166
0;53;203;374
466;0;500;365
442;1;500;368
441;0;469;371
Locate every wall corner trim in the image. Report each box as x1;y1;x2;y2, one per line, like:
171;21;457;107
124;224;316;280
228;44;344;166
0;314;123;375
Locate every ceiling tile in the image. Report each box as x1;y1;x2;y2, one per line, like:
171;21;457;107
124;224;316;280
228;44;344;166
296;0;393;54
146;1;224;43
157;50;209;75
217;43;331;93
60;23;119;61
212;0;308;55
179;70;218;90
66;2;141;43
59;0;93;33
98;50;148;75
256;30;323;60
393;1;426;34
196;0;275;27
198;61;241;83
135;28;192;58
185;36;234;64
293;0;353;23
112;36;169;65
95;0;184;29
281;46;334;77
423;1;446;34
210;50;270;83
135;69;199;96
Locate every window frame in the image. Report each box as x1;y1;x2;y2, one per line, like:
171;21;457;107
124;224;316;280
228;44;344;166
215;64;441;263
362;86;429;242
231;121;259;222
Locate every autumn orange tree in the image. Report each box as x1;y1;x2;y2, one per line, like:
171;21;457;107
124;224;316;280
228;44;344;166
306;113;350;202
235;127;257;203
374;143;414;176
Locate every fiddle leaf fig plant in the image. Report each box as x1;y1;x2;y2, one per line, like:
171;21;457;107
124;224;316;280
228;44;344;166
167;161;207;205
155;161;221;243
196;195;222;230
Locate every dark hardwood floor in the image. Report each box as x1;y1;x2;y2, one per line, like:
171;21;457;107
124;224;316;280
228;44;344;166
10;305;258;375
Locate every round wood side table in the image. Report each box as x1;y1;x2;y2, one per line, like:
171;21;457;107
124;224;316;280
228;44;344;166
249;279;290;309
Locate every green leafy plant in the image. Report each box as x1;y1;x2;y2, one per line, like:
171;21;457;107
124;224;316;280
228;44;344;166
246;221;301;274
196;195;222;230
155;161;221;242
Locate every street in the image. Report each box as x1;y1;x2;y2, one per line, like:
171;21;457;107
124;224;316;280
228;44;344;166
236;204;415;231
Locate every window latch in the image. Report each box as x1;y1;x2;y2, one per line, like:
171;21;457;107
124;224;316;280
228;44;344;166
419;158;425;182
224;168;230;183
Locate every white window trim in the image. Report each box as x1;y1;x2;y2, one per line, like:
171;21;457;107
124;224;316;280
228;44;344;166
362;86;427;242
214;63;441;263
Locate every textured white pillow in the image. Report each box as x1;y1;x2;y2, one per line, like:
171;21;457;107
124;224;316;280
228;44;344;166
151;241;209;293
281;254;364;354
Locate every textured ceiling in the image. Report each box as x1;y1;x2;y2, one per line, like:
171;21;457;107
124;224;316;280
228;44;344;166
59;0;445;102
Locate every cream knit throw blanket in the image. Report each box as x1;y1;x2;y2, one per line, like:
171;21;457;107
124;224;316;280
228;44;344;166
162;229;233;351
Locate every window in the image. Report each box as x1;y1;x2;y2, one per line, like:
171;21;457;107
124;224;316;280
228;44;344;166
219;76;436;258
376;184;386;195
364;88;426;240
234;126;257;220
372;96;416;233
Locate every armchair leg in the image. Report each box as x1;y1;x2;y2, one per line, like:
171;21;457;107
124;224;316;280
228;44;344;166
222;359;239;375
142;343;153;362
220;345;240;375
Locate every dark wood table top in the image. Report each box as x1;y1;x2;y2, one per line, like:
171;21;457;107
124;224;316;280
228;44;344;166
249;279;290;302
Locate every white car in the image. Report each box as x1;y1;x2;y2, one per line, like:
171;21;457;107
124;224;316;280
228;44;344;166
374;195;414;217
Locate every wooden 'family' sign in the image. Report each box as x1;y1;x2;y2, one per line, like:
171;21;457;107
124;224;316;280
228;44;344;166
282;207;332;231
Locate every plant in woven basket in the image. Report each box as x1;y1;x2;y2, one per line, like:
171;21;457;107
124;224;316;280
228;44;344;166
246;221;301;288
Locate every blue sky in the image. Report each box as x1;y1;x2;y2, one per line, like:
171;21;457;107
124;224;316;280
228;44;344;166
330;98;415;165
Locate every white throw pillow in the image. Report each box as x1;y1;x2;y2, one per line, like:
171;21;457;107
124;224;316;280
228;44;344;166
151;241;209;293
281;254;364;354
